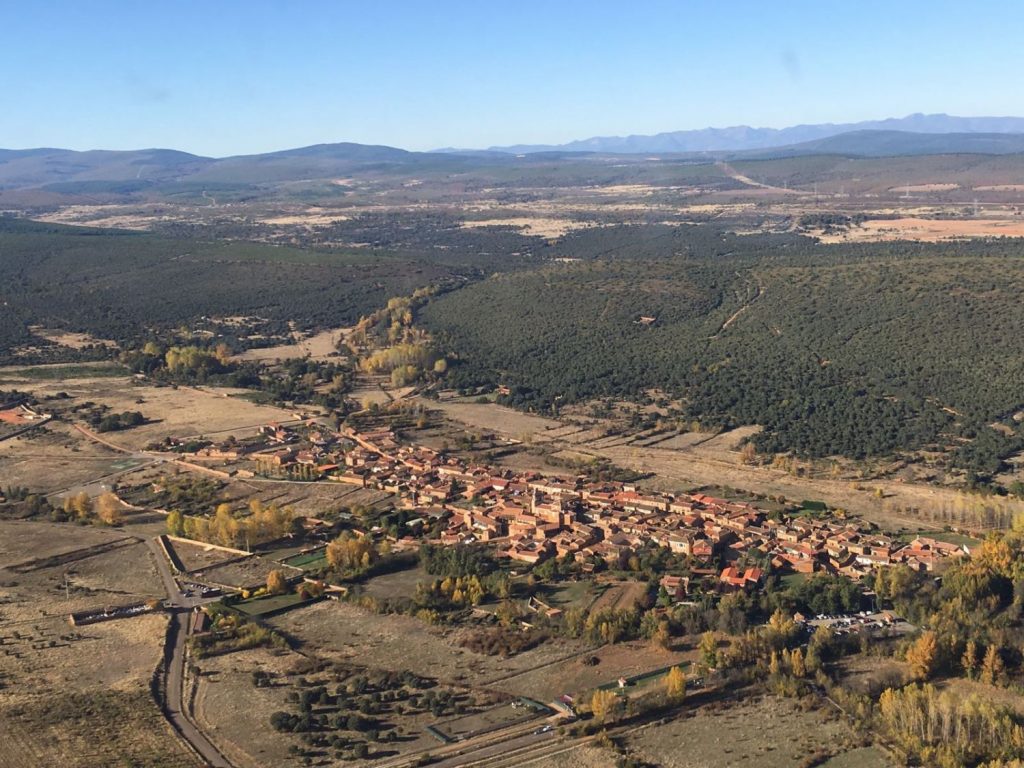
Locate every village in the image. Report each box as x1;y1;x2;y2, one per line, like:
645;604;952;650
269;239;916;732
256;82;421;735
0;379;989;768
173;417;969;600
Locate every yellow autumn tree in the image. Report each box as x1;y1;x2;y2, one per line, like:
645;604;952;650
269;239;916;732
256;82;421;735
790;647;807;678
211;503;240;548
96;492;123;525
68;491;93;520
961;640;979;679
906;631;938;682
166;510;185;537
665;666;687;702
699;631;719;669
325;532;378;572
590;689;621;723
266;569;288;595
980;645;1005;686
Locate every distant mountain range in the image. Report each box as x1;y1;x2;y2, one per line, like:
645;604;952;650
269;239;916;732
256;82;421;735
3;114;1024;197
0;143;421;190
745;130;1024;159
486;113;1024;154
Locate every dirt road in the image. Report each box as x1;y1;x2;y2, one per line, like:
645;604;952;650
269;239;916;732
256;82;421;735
147;538;234;767
715;161;800;195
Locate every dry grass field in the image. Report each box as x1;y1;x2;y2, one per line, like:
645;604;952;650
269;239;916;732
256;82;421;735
0;520;197;767
166;538;245;573
191;647;303;768
415;396;561;438
587;579;649;613
26;327;118;351
497;640;690;702
0;369;300;451
817;215;1024;243
0;422;135;494
268;601;590;691
192;643;518;768
196;555;290;590
626;694;885;768
349;384;394;407
0;688;199;768
0;519;129;569
232;326;350;363
461;217;596;238
531;745;617;768
362;565;429;601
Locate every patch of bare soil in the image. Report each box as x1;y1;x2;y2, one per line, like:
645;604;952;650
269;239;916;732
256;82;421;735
34;205;171;230
461;217;595;238
415;397;561;439
818;216;1024;243
886;184;960;193
27;327;117;350
233;326;351;362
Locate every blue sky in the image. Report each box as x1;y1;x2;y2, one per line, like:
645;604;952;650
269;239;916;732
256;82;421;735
3;1;1021;155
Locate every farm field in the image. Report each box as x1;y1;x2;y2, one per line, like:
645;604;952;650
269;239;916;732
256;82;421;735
587;579;649;613
414;396;562;438
231;326;350;363
0;519;195;767
268;600;592;690
191;647;303;768
0;368;301;451
197;554;295;590
625;694;886;768
362;564;428;601
166;537;245;573
817;215;1024;242
495;640;690;701
231;481;391;518
0;421;135;494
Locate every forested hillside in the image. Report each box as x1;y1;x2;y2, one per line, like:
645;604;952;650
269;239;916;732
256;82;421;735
0;217;537;360
422;225;1024;472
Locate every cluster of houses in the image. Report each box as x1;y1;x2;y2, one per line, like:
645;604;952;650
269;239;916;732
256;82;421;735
209;422;969;599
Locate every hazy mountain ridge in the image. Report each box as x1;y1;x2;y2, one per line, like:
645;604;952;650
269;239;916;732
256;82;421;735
490;113;1024;154
4;115;1024;194
743;130;1024;159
